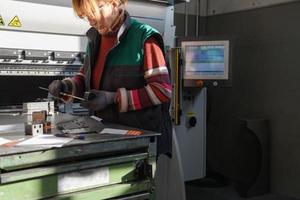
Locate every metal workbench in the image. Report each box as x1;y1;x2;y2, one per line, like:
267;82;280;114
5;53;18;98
0;113;159;200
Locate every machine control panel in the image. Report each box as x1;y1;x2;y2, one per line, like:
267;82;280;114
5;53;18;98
0;48;84;76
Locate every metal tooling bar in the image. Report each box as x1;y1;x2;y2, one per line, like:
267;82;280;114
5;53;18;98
0;48;85;76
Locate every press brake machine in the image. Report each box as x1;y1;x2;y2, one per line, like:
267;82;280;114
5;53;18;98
0;0;181;199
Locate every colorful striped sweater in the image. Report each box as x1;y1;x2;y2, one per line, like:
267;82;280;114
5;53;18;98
64;35;171;113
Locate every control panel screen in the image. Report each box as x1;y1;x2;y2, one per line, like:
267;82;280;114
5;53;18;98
182;40;229;80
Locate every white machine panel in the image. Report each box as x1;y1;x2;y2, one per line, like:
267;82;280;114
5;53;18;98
0;0;175;51
0;0;89;35
128;1;166;32
175;88;207;181
0;0;89;52
0;29;87;52
128;1;175;47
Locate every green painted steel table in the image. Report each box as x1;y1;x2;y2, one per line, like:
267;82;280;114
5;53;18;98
0;113;159;200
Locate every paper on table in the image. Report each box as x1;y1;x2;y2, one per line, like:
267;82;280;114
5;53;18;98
0;137;12;145
16;135;73;148
100;128;128;135
90;115;102;122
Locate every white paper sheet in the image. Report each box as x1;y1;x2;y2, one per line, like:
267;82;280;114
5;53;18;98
16;135;73;148
0;137;12;145
100;128;128;135
90;115;103;122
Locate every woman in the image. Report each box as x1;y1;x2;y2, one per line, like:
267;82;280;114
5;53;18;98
49;0;172;156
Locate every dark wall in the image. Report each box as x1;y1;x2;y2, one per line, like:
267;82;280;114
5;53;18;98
174;13;207;36
175;2;300;198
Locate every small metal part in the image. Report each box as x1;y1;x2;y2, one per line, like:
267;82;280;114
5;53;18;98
25;122;43;136
43;121;52;134
32;111;47;123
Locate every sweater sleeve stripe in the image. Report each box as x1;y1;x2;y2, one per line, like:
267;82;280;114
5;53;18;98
66;66;85;97
70;74;85;97
62;66;86;100
145;85;161;105
138;88;153;108
130;90;142;110
150;82;172;98
144;66;169;78
146;74;171;85
149;85;169;102
118;88;128;113
152;82;172;92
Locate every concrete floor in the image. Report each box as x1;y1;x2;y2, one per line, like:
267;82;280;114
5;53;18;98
186;184;300;200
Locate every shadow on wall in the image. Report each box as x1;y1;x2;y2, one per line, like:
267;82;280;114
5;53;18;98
207;118;270;198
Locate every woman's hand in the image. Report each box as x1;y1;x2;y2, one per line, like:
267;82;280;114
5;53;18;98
80;90;116;111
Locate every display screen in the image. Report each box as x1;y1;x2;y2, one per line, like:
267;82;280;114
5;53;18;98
185;45;225;76
182;40;229;80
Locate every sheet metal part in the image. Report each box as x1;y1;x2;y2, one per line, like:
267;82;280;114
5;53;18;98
23;101;55;115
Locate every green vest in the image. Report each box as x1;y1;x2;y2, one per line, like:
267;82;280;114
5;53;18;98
101;19;165;91
84;16;172;156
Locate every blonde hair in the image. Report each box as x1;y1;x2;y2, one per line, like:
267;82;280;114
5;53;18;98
72;0;127;19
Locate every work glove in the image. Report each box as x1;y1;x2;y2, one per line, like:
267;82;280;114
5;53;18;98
80;89;116;111
48;80;68;97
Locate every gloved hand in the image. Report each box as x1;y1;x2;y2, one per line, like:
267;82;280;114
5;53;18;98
48;80;68;97
80;89;116;111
